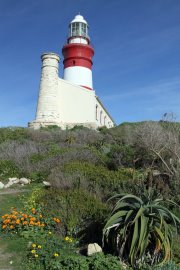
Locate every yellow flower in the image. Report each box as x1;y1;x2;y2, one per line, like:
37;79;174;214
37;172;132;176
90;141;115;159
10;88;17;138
35;254;39;258
48;231;52;235
64;236;73;242
54;253;59;257
32;244;36;248
37;245;42;249
31;250;36;254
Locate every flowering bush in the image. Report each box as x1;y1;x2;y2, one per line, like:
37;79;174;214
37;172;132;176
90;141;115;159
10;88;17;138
26;235;76;270
1;207;61;235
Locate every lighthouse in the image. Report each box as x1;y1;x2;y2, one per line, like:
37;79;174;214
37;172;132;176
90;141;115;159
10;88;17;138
62;15;94;90
29;14;115;130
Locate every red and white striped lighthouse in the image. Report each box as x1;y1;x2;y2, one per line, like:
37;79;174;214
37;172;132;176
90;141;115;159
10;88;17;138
62;14;94;90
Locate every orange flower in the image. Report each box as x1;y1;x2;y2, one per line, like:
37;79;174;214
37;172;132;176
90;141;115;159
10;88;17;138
29;221;35;225
2;225;7;229
35;221;41;226
40;223;45;227
53;217;61;223
39;214;43;218
10;225;14;229
16;219;20;225
30;217;36;221
21;217;25;221
23;221;28;225
3;219;10;224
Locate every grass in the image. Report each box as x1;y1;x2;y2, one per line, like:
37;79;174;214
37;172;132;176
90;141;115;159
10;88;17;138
0;189;31;270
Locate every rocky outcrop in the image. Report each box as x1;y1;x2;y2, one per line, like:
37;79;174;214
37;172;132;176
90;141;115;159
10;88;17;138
1;177;31;189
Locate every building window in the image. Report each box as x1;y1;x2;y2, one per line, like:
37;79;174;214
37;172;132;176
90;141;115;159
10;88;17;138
100;111;103;124
96;105;98;120
104;116;106;126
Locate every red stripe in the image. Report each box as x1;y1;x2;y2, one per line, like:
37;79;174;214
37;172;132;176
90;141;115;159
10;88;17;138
81;85;92;90
62;44;94;70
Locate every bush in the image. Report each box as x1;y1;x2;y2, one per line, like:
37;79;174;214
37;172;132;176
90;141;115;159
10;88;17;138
25;251;123;270
0;160;21;180
0;127;30;143
41;188;109;244
48;161;143;199
140;261;180;270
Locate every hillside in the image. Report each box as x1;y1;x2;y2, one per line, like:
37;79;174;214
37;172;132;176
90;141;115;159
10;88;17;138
0;123;179;269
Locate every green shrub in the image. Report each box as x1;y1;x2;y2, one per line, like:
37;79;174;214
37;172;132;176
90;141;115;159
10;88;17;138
41;188;109;244
0;127;30;143
140;261;180;270
25;250;123;270
0;160;21;180
48;161;143;200
172;235;180;264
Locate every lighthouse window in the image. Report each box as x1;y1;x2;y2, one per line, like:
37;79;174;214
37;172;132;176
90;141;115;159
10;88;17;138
70;22;88;37
72;22;81;36
81;23;87;36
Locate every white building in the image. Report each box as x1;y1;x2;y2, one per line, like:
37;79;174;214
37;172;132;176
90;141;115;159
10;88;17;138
29;15;115;130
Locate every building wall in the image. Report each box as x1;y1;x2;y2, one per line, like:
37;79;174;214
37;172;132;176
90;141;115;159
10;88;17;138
29;77;115;130
95;97;114;128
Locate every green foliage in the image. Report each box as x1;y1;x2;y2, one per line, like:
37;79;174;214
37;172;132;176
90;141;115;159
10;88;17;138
103;189;180;267
139;261;180;270
25;250;123;270
0;160;20;179
49;161;141;200
107;144;135;169
172;235;180;264
29;171;49;183
88;253;123;270
42;189;108;243
0;127;30;143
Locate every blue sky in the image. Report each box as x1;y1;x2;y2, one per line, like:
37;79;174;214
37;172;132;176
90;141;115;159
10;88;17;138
0;0;180;126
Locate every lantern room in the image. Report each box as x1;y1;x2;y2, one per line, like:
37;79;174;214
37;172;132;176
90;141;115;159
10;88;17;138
68;15;90;44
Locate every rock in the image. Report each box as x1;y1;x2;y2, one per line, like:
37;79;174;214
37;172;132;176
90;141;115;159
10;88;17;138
0;181;4;189
8;177;18;182
8;177;19;184
43;181;51;187
4;181;14;188
87;243;102;256
19;178;30;184
13;179;20;184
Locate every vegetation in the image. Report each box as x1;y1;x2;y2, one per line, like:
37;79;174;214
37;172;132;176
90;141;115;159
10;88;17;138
103;190;180;267
0;118;180;269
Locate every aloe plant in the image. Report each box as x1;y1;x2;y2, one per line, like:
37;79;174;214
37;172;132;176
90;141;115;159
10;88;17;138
103;189;180;267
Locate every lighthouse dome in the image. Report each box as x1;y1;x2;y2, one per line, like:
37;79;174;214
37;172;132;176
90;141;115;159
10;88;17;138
71;15;88;25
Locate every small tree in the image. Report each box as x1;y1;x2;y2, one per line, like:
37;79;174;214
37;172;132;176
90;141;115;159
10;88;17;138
103;189;180;267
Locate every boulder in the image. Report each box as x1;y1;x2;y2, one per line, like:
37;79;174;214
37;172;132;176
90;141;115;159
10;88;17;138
4;182;13;188
19;178;30;184
43;181;51;187
8;177;19;184
87;243;102;256
9;177;18;182
0;181;4;189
